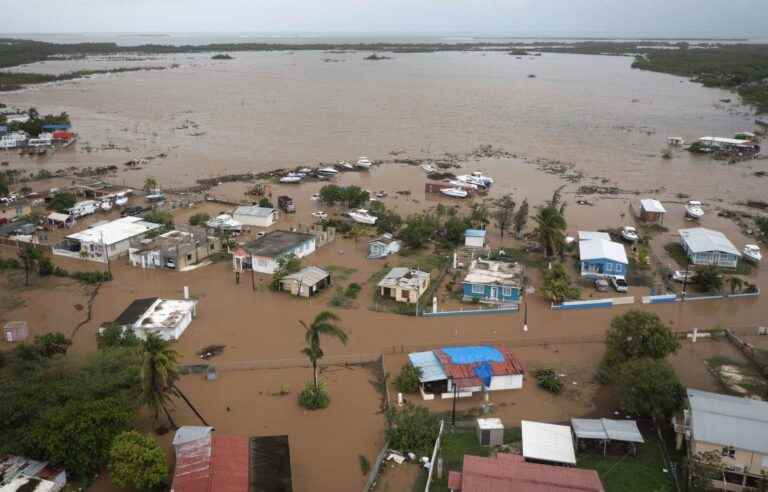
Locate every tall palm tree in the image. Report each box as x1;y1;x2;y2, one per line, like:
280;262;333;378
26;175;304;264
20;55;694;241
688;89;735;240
139;333;208;428
534;205;567;258
143;177;159;193
300;311;348;390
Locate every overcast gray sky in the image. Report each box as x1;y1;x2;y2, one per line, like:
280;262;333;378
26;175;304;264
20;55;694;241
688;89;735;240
2;0;767;38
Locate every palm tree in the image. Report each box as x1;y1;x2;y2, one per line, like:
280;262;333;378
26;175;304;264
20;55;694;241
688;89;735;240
729;276;744;294
139;333;208;428
143;177;159;193
18;246;42;286
300;311;348;390
534;206;567;257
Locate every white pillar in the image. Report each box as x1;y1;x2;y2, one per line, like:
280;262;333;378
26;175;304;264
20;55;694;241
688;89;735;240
433;296;438;314
452;252;458;269
184;286;190;299
692;327;698;343
397;392;404;407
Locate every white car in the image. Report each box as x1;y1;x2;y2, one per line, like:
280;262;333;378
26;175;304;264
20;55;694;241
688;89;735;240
621;226;639;243
671;270;697;283
610;276;629;293
311;210;328;220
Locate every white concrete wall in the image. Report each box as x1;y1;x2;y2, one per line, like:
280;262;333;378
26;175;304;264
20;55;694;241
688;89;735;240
465;236;485;248
233;213;275;228
488;374;524;391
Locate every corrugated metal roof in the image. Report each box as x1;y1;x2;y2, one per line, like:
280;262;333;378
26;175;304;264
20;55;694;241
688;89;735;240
464;229;487;238
281;266;330;286
455;454;604;491
687;388;768;453
521;421;576;465
578;239;628;264
233;206;274;218
571;419;644;443
571;418;607;440
578;231;611;242
408;351;447;382
173;427;214;447
640;199;666;214
171;435;250;492
679;227;740;256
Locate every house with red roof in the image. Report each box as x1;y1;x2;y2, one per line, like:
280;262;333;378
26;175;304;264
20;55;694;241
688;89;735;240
408;345;525;400
447;454;605;492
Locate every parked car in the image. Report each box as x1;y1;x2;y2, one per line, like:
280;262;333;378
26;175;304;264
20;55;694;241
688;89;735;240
594;278;610;292
671;270;697;283
165;258;176;269
621;226;639;243
610;276;629;293
121;206;145;217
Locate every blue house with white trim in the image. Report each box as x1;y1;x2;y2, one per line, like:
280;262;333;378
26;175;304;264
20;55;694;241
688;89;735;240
464;229;486;248
462;259;523;305
579;239;628;278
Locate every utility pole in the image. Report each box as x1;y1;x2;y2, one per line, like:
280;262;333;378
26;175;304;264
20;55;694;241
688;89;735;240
523;299;528;332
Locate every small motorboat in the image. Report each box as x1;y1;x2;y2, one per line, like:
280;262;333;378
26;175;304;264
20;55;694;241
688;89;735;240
621;226;639;243
338;161;355;170
356;156;372;169
298;168;312;174
421;164;437;173
743;244;762;263
311;193;320;201
100;200;113;212
375;191;388;198
311;210;328;220
348;209;377;225
440;187;468;198
146;192;165;202
685;200;704;219
280;174;303;183
114;194;128;207
449;180;479;190
318;167;339;175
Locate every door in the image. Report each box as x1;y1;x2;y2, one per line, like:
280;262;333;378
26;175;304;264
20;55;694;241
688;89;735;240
480;430;490;445
489;287;498;300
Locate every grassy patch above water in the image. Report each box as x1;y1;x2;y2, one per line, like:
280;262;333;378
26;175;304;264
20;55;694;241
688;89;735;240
323;264;358;282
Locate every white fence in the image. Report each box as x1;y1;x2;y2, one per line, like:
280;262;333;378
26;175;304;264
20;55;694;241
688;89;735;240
425;420;446;492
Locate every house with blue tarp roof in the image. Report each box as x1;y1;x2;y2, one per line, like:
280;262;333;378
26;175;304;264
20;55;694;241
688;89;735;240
408;345;524;400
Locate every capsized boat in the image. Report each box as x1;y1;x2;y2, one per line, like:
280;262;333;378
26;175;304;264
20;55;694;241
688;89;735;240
338;160;355;170
318;167;339;175
440;187;468;198
685;200;704;219
355;156;372;169
348;209;377;225
743;244;762;263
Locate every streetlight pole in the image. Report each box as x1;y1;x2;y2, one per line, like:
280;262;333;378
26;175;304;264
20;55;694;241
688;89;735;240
451;381;458;427
523;299;528;332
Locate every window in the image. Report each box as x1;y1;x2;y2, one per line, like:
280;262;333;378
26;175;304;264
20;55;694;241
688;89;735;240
472;284;484;294
604;262;613;272
721;446;736;458
502;287;513;297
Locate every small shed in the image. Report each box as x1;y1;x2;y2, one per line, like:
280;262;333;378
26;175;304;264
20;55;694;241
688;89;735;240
3;321;28;342
477;418;504;446
639;199;666;224
521;420;576;466
47;212;75;229
368;233;401;259
571;418;644;455
232;206;277;228
464;229;487;248
279;266;331;297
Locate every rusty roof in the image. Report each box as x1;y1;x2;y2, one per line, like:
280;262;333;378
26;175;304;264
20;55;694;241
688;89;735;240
171;435;250;492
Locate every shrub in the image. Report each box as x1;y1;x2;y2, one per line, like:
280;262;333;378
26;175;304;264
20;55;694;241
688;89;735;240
534;368;562;394
0;257;21;270
38;257;54;277
386;404;440;456
188;212;210;226
71;270;113;284
394;363;422;393
108;431;168;491
344;283;361;299
358;454;371;476
298;382;330;410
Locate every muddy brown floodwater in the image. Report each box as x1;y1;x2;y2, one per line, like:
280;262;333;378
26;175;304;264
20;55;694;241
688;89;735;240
1;49;767;492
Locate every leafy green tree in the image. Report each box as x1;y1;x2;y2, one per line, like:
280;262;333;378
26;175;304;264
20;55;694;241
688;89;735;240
109;431;168;491
300;311;348;392
605;310;680;362
492;194;516;239
319;184;344;205
48;191;76;213
442;215;472;244
143;210;174;228
33;332;72;357
369;201;402;234
139;333;207;428
394;363;421;393
513;198;529;237
385;404;440;455
614;358;684;418
400;213;439;249
0;173;9;196
18;245;43;285
470;202;490;230
342;185;370;208
188;212;210;226
97;324;140;349
258;197;274;208
28;397;134;479
270;254;302;291
696;265;723;293
540;262;579;303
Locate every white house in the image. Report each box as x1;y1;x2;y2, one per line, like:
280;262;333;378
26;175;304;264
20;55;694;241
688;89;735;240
53;216;161;263
464;229;487;248
243;230;317;274
232;206;277;228
679;227;741;268
368;233;402;259
111;297;197;341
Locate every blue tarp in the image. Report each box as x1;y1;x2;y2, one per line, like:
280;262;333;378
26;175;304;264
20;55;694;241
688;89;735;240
464;229;486;238
441;346;503;364
474;362;494;387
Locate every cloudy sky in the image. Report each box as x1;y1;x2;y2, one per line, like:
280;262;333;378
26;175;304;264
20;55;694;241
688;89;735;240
2;0;767;38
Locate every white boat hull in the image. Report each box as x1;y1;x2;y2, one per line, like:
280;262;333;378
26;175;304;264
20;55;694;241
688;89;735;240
685;207;704;219
115;197;128;207
280;177;302;183
440;188;468;198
